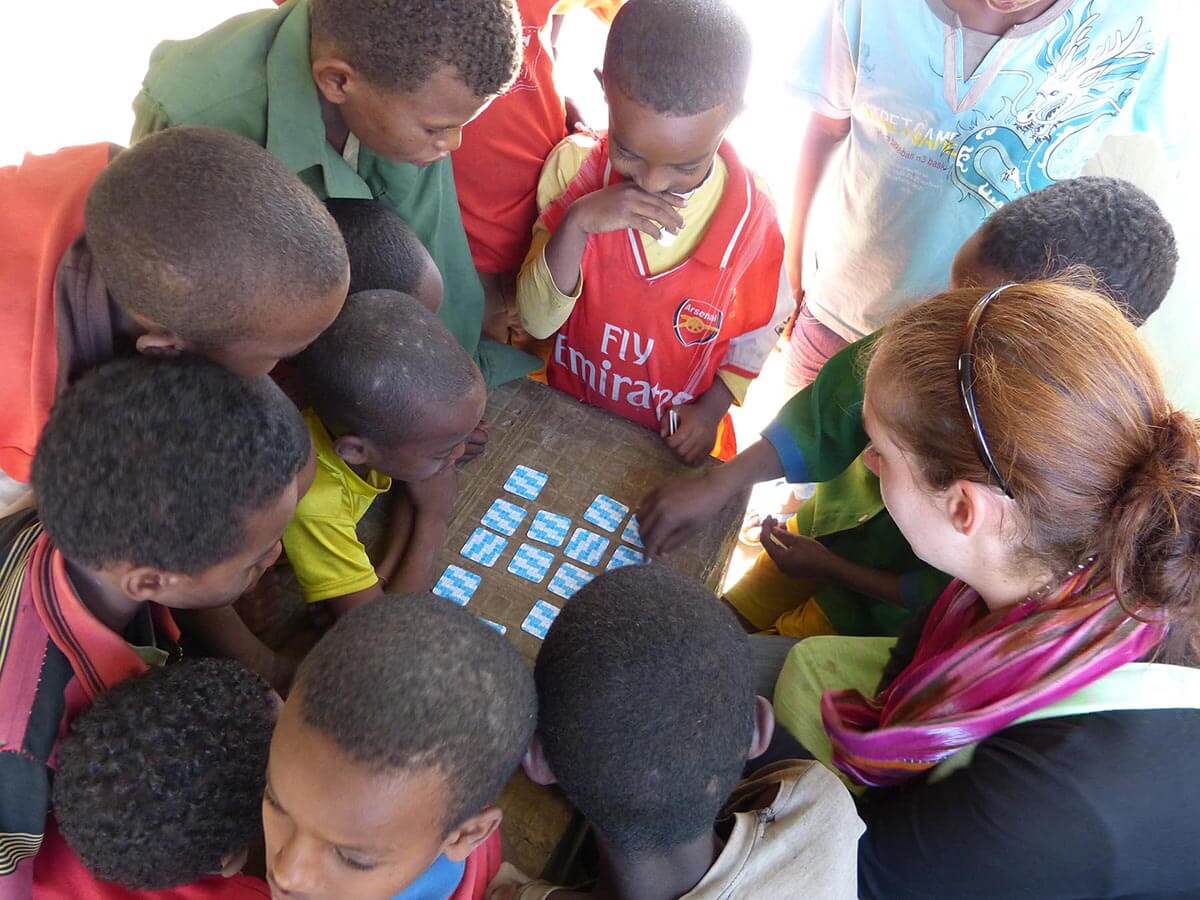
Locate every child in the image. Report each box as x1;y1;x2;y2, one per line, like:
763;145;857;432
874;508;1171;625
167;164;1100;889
498;564;862;899
640;176;1179;639
783;0;1178;385
134;0;538;387
0;126;347;514
283;291;487;615
263;594;535;900
326;198;444;312
40;659;277;897
515;0;791;465
452;0;622;342
0;357;310;895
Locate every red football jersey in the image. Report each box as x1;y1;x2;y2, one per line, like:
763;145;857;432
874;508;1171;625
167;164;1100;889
539;137;784;431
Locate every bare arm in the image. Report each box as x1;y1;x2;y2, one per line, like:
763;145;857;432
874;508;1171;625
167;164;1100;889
382;467;458;595
786;112;851;298
173;606;297;695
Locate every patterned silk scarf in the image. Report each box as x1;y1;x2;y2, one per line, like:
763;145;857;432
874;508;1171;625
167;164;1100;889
821;564;1166;787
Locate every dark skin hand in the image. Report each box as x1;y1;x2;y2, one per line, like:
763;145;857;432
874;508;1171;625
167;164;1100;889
659;379;734;466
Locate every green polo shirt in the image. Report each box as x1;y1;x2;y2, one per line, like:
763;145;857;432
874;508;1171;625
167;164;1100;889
762;333;949;635
131;0;536;386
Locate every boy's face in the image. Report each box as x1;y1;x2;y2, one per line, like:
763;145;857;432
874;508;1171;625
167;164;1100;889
949;228;1008;290
324;64;491;168
369;378;486;483
113;475;300;610
190;276;349;378
262;695;453;900
604;81;736;196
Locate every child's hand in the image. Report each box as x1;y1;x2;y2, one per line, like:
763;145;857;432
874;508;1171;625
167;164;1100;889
566;182;685;241
760;515;836;579
660;402;721;466
638;471;734;557
407;464;458;520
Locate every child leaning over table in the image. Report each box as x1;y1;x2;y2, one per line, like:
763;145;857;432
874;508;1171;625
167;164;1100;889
282;291;487;617
515;0;791;465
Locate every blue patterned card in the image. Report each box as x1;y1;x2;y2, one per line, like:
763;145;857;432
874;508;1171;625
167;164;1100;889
520;600;561;640
621;516;644;548
432;565;481;606
507;543;555;583
548;562;595;599
583;494;629;533
527;510;571;547
564;528;609;567
504;465;548;501
481;498;527;536
460;527;507;567
607;545;645;571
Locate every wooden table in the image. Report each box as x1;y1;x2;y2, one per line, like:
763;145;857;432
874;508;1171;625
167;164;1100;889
442;379;749;876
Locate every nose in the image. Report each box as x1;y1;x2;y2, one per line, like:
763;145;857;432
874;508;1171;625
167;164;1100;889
635;167;673;195
435;127;464;154
269;833;322;897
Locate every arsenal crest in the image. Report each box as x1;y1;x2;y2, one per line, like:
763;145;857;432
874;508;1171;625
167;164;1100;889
673;299;723;348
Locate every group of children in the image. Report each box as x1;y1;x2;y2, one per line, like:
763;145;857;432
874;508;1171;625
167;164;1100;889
0;0;1191;897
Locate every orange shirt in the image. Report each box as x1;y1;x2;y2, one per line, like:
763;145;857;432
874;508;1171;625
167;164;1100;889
452;0;622;274
0;144;110;483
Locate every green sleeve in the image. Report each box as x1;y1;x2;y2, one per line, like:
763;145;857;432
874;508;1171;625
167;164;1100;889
761;333;874;484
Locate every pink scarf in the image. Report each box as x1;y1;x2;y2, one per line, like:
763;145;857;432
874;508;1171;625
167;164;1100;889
821;564;1166;787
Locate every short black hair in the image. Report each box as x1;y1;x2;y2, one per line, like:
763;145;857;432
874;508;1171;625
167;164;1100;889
309;0;521;97
325;199;433;296
979;176;1177;325
534;564;755;853
32;357;309;574
294;594;536;831
86;127;348;343
53;659;276;889
603;0;751;116
299;289;482;445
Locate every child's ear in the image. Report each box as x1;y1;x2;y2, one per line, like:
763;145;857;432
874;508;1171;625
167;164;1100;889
747;695;776;762
332;434;370;467
521;735;558;786
218;846;249;878
440;806;502;863
115;565;180;603
134;331;187;360
311;56;357;105
947;480;1006;538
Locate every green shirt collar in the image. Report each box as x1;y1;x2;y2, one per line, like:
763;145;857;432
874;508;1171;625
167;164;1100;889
265;0;372;199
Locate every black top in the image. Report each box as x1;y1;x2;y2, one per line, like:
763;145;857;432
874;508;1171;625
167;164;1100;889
857;708;1200;899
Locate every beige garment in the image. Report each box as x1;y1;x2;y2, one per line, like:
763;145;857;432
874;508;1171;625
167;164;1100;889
490;760;863;900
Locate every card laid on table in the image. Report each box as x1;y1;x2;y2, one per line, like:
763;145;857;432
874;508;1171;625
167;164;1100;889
621;516;644;548
432;565;481;606
521;600;561;640
481;498;527;536
607;545;645;571
507;543;555;583
504;465;548;501
564;527;609;567
527;510;571;547
460;527;507;568
548;562;595;599
584;494;629;533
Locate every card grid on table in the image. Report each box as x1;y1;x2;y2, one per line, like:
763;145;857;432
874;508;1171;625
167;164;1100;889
504;465;548;501
460;527;508;567
521;599;561;640
432;565;481;606
564;527;610;567
583;494;629;533
527;510;571;547
481;498;527;536
507;543;556;583
548;562;595;599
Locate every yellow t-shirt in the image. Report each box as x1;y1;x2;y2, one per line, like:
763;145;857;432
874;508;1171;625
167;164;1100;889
282;409;392;602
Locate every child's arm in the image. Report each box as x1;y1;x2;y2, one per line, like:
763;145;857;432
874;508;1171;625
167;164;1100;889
172;606;299;695
786;112;851;301
381;465;458;595
760;516;903;607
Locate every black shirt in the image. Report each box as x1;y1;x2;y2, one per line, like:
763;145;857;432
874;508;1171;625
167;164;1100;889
858;708;1200;899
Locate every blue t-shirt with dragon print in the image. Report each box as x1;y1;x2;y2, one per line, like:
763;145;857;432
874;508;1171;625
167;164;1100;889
789;0;1177;340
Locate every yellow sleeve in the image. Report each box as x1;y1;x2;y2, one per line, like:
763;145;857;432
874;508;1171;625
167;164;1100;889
516;136;594;339
282;512;379;603
716;370;753;406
